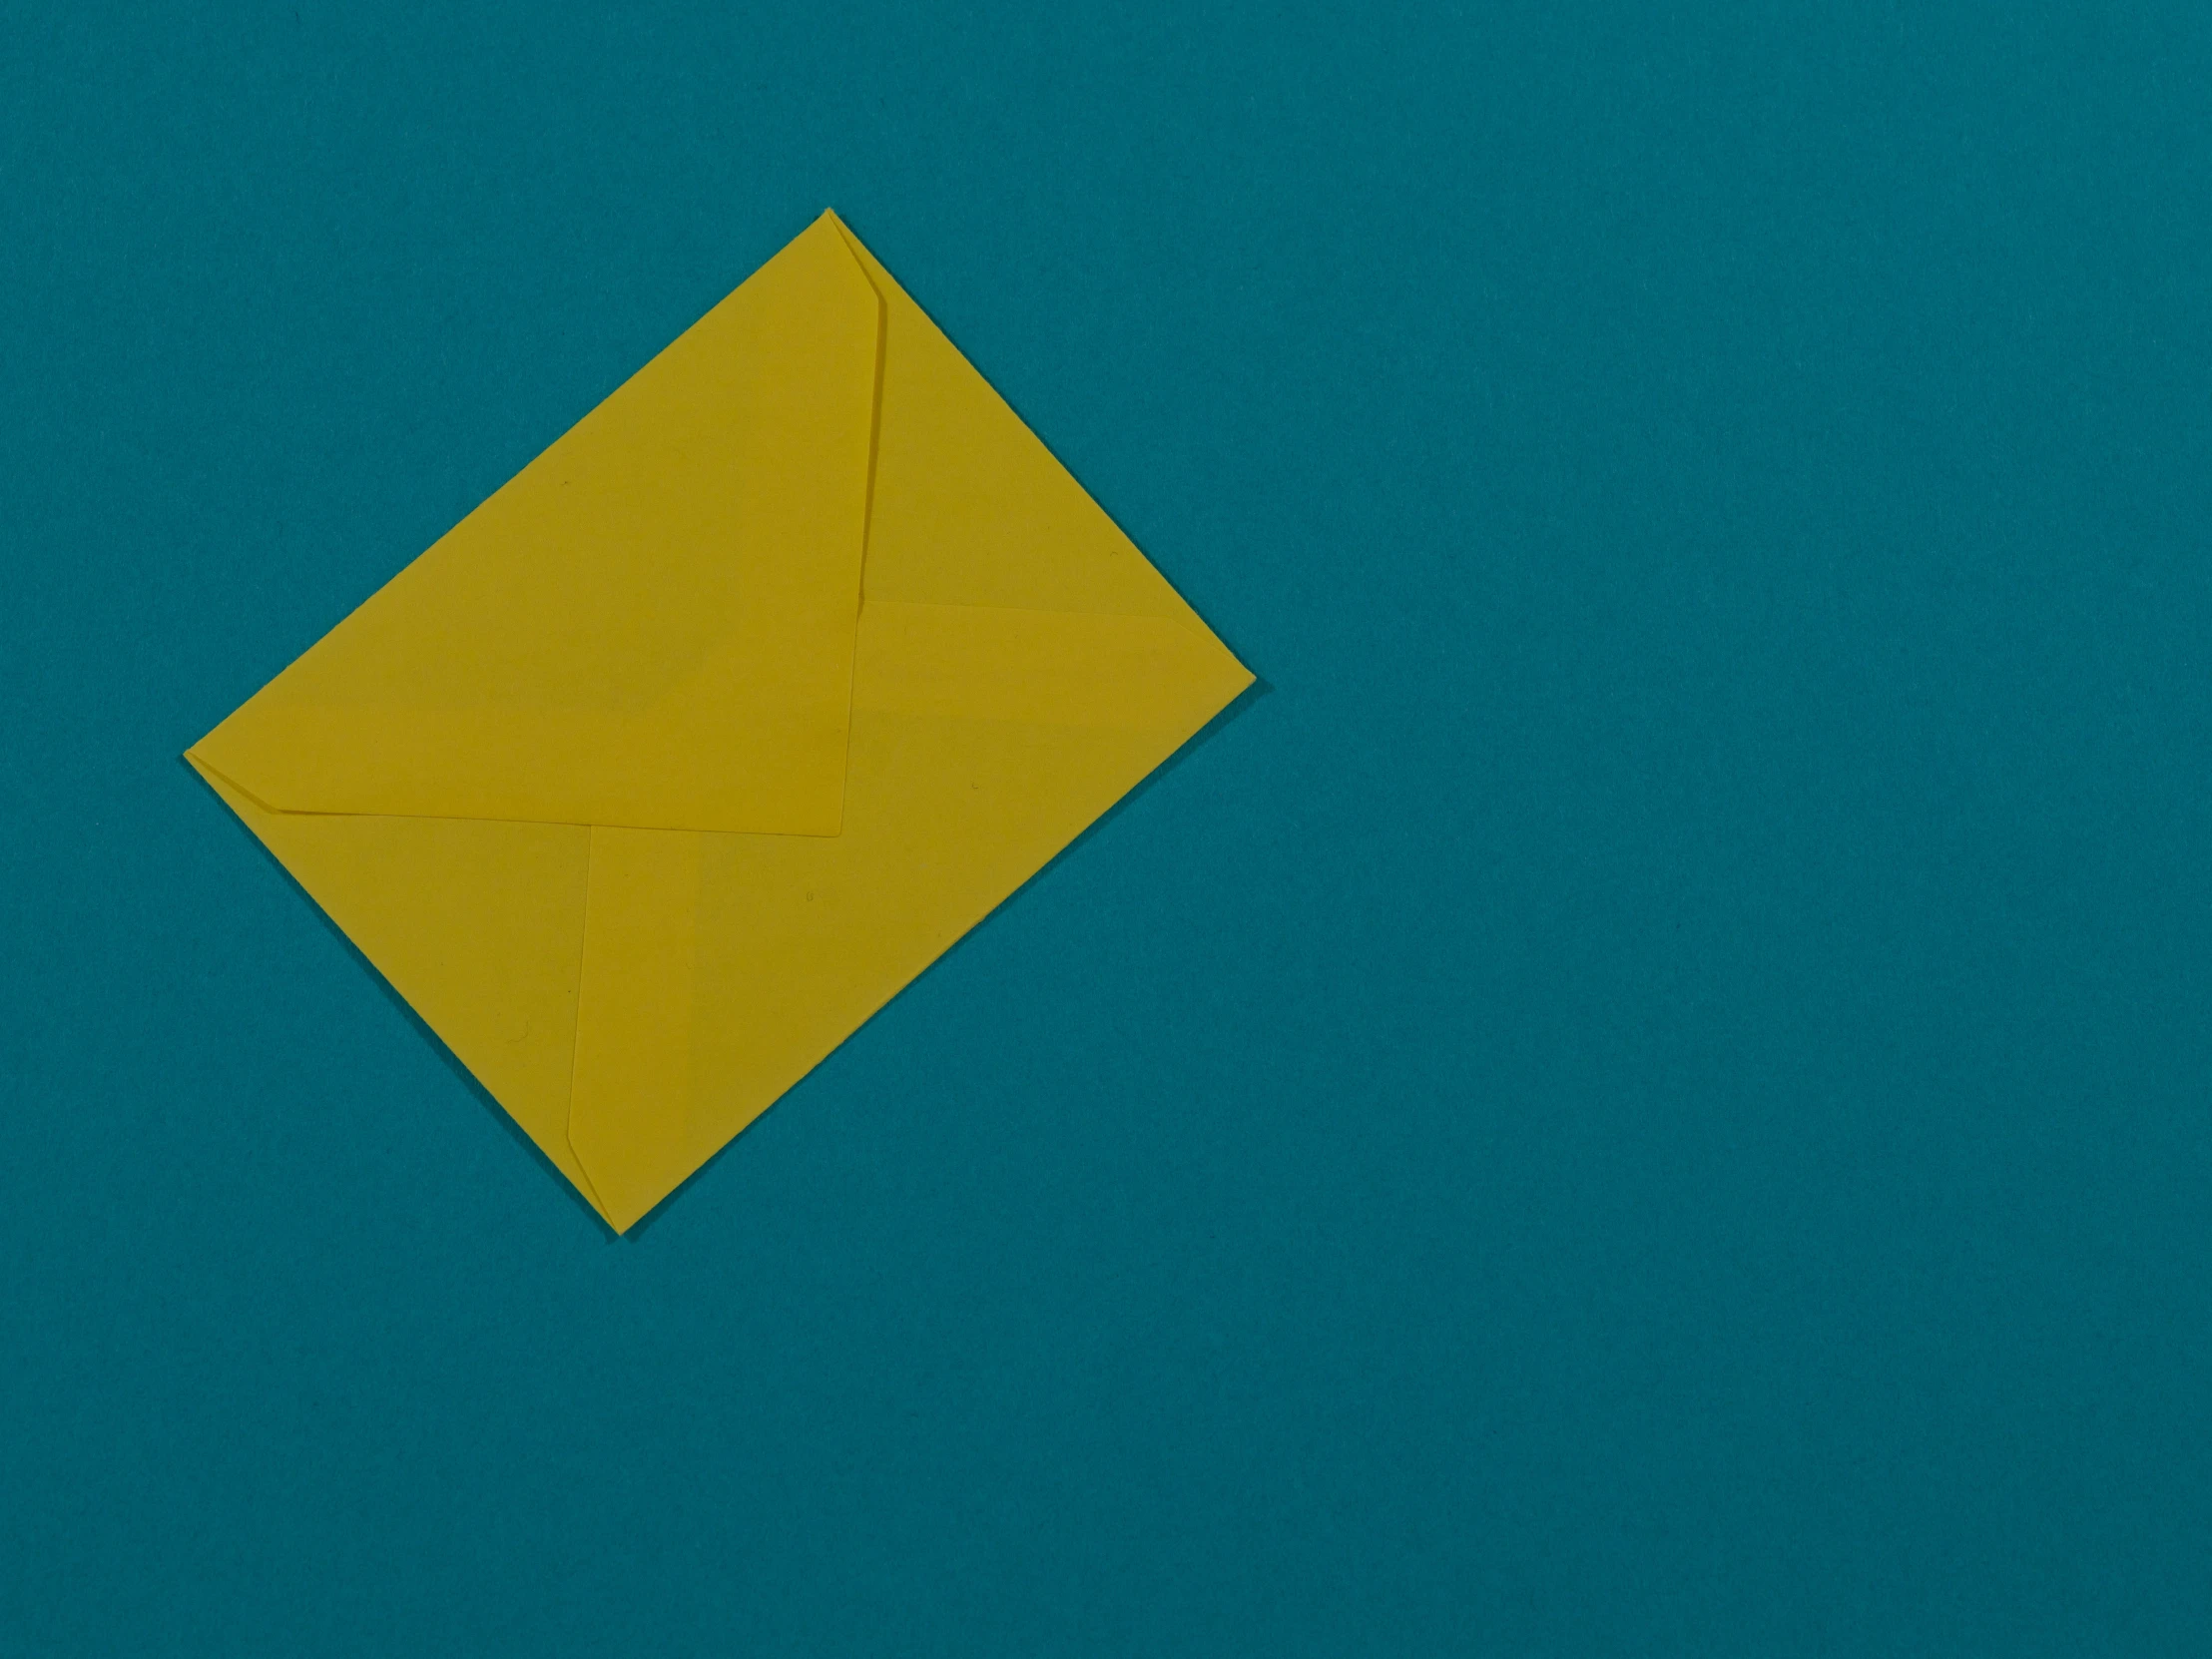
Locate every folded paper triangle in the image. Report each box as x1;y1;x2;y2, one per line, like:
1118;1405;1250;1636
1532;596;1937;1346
196;218;881;836
191;212;1251;1232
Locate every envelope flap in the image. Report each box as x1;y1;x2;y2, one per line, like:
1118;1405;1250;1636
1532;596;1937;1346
831;217;1219;632
191;214;883;836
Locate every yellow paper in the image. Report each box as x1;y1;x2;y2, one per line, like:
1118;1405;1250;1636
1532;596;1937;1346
189;212;1251;1232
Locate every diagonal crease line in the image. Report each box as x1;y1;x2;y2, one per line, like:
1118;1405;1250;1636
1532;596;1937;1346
563;825;613;1226
832;211;892;610
816;209;886;841
181;749;848;837
181;750;285;813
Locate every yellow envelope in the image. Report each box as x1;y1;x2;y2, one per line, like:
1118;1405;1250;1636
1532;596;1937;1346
187;212;1252;1232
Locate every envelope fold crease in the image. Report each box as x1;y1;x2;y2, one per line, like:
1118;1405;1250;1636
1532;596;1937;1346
194;215;882;837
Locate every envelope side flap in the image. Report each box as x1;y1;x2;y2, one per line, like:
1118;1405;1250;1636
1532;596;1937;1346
194;214;882;836
830;216;1223;634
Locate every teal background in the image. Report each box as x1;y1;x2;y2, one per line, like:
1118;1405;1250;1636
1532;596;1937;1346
5;3;2210;1653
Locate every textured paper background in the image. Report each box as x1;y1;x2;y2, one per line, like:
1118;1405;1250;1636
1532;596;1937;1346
6;3;2212;1654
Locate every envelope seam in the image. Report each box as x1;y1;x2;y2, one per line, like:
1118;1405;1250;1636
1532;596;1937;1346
563;826;614;1227
180;750;284;814
833;211;888;837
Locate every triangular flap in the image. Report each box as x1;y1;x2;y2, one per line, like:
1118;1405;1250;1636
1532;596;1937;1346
830;216;1224;635
195;214;882;836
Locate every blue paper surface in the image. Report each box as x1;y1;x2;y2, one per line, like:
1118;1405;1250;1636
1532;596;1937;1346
4;3;2211;1653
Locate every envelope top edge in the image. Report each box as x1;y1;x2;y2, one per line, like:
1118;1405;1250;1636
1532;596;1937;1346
194;216;883;836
